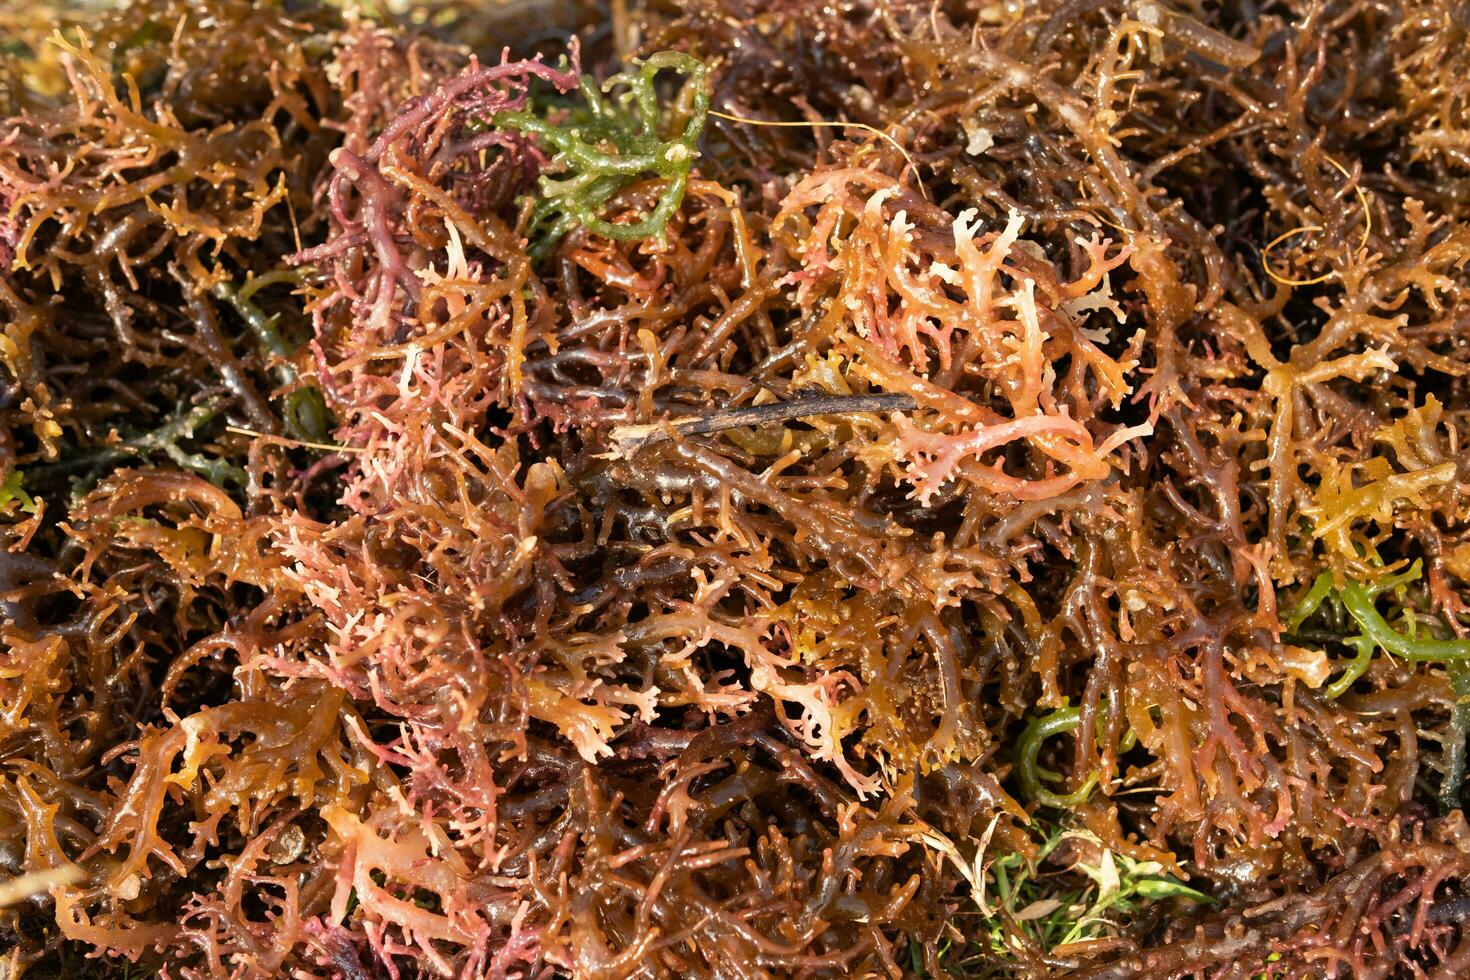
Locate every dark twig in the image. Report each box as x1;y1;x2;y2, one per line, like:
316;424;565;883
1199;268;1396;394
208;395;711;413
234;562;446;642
605;392;918;455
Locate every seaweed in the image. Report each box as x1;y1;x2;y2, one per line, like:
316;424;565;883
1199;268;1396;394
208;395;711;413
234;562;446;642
2;1;1470;978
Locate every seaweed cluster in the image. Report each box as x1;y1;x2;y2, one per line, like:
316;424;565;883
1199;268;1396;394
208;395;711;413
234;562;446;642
2;0;1470;977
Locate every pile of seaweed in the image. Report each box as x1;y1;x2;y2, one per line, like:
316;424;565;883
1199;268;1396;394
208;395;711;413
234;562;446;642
2;0;1469;976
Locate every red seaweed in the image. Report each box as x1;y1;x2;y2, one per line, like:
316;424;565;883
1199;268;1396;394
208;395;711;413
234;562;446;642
2;1;1470;977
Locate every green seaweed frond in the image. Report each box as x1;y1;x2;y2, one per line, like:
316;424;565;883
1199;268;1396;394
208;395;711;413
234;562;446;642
1285;560;1470;810
0;468;37;514
494;51;709;256
923;822;1207;976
